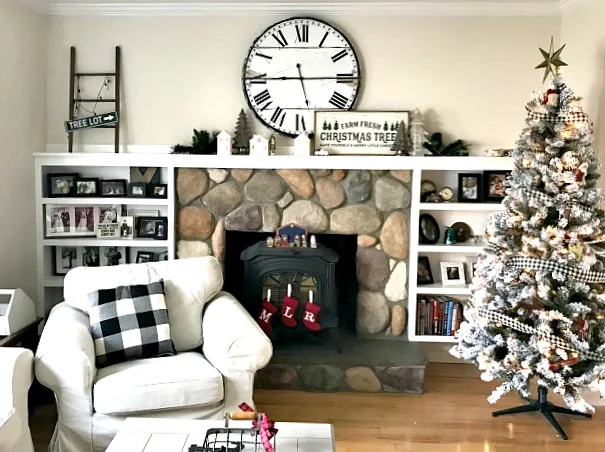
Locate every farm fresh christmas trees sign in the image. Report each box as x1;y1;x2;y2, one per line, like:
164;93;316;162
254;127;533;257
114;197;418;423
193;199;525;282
314;111;409;155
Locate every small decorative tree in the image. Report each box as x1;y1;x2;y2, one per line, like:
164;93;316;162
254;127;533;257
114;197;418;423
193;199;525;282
233;109;252;154
390;120;411;155
409;109;430;156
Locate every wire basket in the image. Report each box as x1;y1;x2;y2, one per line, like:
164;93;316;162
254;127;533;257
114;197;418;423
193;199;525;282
189;412;277;452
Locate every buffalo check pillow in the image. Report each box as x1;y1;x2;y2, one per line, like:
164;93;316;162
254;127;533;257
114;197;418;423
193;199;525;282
86;279;176;368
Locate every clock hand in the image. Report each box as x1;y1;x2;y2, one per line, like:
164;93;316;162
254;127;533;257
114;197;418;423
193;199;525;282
296;63;310;107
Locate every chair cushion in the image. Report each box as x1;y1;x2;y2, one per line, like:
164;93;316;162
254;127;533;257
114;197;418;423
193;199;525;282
93;352;224;415
0;407;19;448
85;280;175;368
64;257;224;352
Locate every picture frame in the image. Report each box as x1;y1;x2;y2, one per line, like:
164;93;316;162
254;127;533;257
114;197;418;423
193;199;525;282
458;173;482;203
99;246;126;266
419;214;440;245
96;205;121;238
154;221;168;240
74;178;99;197
465;256;478;280
82;246;100;268
136;251;154;264
313;110;410;155
73;206;97;236
46;205;98;237
53;246;78;276
118;216;134;239
150;184;168;199
137;216;168;238
440;262;466;286
483;170;511;203
417;256;434;285
128;182;147;198
100;179;127;197
47;173;79;197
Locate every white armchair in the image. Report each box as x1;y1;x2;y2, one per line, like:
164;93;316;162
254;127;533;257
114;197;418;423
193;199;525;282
35;257;273;452
0;347;35;452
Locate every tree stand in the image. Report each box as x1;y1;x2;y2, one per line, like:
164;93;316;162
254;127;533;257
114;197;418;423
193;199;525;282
492;386;591;440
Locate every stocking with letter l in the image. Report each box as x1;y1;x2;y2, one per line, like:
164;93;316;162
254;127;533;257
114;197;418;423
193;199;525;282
281;284;299;328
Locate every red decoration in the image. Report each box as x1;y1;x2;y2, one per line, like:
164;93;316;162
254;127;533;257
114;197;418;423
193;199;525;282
281;294;299;328
549;358;579;371
238;402;278;452
302;292;321;331
543;88;559;106
257;291;277;334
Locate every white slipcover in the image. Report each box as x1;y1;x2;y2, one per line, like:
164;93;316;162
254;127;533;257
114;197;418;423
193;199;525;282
35;257;273;452
0;347;35;452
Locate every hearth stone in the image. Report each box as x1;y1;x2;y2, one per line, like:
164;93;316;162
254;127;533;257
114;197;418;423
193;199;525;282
379;366;424;393
245;171;286;202
331;169;347;181
177;168;208;205
261;204;281;232
316;178;345;210
300;365;345;391
256;364;298;389
371;170;387;176
343;170;371;203
179;206;214;240
391;305;406;336
311;169;332;177
390;170;412;183
356;248;389;291
208;168;229;183
277;192;293;208
277;169;315;199
345;367;382;392
211;219;225;262
375;177;411;211
381;211;409;259
203;181;242;216
385;262;408;302
232;168;253;183
356;291;389;335
330;205;382;234
225;204;262;230
357;235;377;248
178;240;211;259
282;200;329;232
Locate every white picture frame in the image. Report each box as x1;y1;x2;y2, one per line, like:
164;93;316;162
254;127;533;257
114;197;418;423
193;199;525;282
465;256;478;281
440;262;466;286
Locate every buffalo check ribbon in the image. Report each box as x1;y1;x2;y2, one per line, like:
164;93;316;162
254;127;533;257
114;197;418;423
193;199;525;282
238;402;277;452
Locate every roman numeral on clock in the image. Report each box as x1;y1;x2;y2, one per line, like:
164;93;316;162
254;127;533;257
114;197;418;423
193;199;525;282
295;24;309;42
331;50;348;63
270;107;286;127
296;114;306;131
272;30;288;48
337;73;354;83
329;92;349;109
254;89;271;106
319;32;329;48
256;53;273;60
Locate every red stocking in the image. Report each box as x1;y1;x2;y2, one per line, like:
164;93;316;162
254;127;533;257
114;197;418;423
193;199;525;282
303;302;321;331
281;295;299;328
257;294;278;334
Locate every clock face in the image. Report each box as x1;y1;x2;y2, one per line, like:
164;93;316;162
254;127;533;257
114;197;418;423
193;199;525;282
243;17;361;137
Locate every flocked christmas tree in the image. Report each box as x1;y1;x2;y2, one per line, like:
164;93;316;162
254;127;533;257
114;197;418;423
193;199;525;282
233;109;252;154
391;120;411;155
450;39;605;431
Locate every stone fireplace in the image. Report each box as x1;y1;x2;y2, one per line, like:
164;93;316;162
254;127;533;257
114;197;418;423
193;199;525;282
176;168;425;393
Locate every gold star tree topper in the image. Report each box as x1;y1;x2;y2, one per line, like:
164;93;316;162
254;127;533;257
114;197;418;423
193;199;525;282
536;37;567;83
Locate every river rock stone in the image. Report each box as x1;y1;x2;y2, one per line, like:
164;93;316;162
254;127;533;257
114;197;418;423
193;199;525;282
330;205;382;234
256;364;298;389
177;168;208;205
356;291;390;335
208;169;229;183
357;235;377;248
375;178;411;211
179;206;214;240
202;181;242;216
345;367;382;392
390;170;411;184
177;240;211;259
225;204;262;230
371;170;387;176
245;171;286;202
232;169;253;183
385;262;408;302
381;211;409;260
380;367;424;393
262;204;281;232
311;169;331;178
277;169;314;199
277;192;293;208
332;169;347;181
356;248;389;291
316;178;345;210
211;219;225;261
391;305;406;336
282;200;329;232
343;170;371;203
299;365;344;391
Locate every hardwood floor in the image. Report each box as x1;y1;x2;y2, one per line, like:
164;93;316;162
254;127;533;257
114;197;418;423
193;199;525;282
31;363;605;451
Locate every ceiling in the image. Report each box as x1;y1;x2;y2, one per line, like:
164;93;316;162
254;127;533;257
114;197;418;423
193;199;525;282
17;0;593;16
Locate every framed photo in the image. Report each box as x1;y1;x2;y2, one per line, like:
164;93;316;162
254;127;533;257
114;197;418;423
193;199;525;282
98;206;120;225
127;208;160;218
440;262;466;286
46;206;73;236
53;246;78;276
100;179;127;197
417;256;434;285
419;214;440;245
466;256;478;280
74;178;99;197
458;173;482;203
82;246;100;267
314;110;410;155
47;173;78;197
136;251;154;264
118;216;134;239
150;184;168;199
483;171;511;203
137;216;168;238
74;206;96;235
128;182;147;198
154;221;168;240
100;246;126;266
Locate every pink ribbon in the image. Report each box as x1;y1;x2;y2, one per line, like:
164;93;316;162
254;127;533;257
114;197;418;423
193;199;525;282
238;402;277;452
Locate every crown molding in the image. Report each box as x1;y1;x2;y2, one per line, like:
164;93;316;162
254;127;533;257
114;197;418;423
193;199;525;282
16;0;49;14
47;1;566;17
559;0;595;13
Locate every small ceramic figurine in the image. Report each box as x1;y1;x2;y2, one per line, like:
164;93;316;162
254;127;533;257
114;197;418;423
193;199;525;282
266;236;274;248
274;233;281;247
294;234;301;247
269;135;277;155
310;234;317;249
281;234;289;247
301;234;307;248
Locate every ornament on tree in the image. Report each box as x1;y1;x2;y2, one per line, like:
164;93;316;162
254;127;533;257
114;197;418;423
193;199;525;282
302;290;321;331
281;284;299;328
575;314;591;342
233;109;252;155
543;88;559;106
257;289;277;334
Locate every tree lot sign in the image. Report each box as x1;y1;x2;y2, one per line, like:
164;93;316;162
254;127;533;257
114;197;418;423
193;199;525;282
314;110;410;155
64;111;118;133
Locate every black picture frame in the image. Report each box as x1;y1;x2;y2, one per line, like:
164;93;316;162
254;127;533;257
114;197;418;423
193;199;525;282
47;173;79;197
136;251;154;264
74;178;99;197
483;170;511;203
128;182;147;198
52;246;78;276
458;173;482;203
150;184;168;199
154;221;168;240
419;214;440;245
137;216;168;238
417;256;434;285
100;179;127;197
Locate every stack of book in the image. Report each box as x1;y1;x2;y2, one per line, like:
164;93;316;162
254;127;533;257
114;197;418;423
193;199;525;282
416;296;464;336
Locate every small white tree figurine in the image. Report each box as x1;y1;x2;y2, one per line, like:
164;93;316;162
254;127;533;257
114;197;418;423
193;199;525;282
409;109;429;156
249;134;269;156
216;131;232;157
293;133;311;156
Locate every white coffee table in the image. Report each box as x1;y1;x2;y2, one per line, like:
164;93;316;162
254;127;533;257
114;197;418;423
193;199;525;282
107;417;335;452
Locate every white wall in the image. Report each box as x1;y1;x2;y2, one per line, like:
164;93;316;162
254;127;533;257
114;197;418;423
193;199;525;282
0;0;47;301
46;14;561;153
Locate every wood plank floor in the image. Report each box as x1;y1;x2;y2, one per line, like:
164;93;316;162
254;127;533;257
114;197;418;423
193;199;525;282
31;363;605;452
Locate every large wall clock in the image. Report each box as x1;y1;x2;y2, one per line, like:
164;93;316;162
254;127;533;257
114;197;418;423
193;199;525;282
242;17;362;137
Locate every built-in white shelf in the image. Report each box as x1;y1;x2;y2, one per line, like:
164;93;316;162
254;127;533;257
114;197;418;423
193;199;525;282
413;335;458;343
419;202;505;211
43;276;65;287
42;197;169;206
417;244;485;253
416;283;472;295
42;238;168;248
